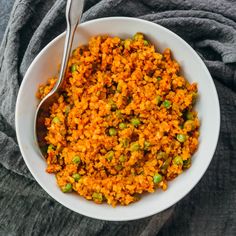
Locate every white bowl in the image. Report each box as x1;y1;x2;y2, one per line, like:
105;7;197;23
15;17;220;221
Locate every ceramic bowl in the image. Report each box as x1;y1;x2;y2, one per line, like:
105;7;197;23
15;17;220;221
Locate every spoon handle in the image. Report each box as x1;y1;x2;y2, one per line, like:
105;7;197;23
53;0;85;91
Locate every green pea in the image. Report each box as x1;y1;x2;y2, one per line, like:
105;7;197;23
119;155;126;162
163;100;171;109
106;151;114;161
47;144;55;152
108;99;117;111
92;192;103;202
71;64;77;73
183;158;191;169
133;32;143;40
117;82;122;93
115;165;123;171
177;134;187;143
52;116;60;124
173;156;183;165
186;111;194;120
153;173;163;184
156;95;162;105
156;151;168;160
121;138;129;148
130;142;140;152
111;103;117;111
143;40;149;46
119;122;127;130
161;158;172;170
72;49;77;56
124;39;131;49
157;77;162;81
131;118;141;127
144;140;151;151
115;110;123;119
72;173;81;181
65;105;71;115
70;64;77;73
108;127;117;136
62;183;72;193
192;92;198;104
72;155;81;164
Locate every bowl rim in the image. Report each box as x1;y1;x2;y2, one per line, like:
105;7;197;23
15;16;221;221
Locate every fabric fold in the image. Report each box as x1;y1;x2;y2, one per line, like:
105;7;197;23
0;0;236;235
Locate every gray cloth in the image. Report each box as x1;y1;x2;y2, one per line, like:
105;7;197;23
0;0;236;235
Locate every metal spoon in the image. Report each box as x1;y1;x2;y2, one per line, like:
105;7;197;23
34;0;84;157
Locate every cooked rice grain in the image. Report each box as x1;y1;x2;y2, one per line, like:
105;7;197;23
37;33;199;206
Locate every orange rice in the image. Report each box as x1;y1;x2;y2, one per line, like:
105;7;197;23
37;33;199;206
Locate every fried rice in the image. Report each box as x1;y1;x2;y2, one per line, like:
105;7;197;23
37;33;199;206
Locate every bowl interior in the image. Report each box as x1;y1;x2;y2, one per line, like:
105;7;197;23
15;17;220;221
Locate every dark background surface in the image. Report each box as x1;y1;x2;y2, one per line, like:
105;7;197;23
0;0;236;235
0;0;15;42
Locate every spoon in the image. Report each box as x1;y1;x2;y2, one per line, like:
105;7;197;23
34;0;84;157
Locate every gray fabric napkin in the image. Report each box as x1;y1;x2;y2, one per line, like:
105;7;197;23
0;0;236;235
